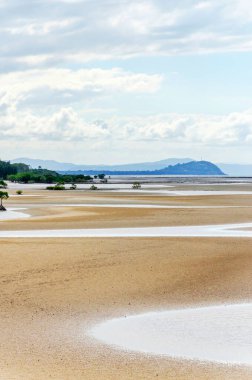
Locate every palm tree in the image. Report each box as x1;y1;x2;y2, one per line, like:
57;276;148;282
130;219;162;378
0;191;9;211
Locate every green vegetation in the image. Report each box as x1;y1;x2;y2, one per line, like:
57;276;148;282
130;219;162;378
90;185;98;190
0;160;93;188
0;180;7;189
16;190;23;195
0;160;30;179
0;159;95;185
97;174;105;180
46;183;66;190
8;168;92;184
0;160;18;179
132;182;141;189
12;163;30;173
0;191;9;211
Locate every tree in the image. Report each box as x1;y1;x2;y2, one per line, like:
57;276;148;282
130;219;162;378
12;163;30;173
98;174;105;180
0;191;9;211
0;160;17;179
0;180;7;189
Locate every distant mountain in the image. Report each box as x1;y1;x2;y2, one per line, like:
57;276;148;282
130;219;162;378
61;161;225;176
11;158;84;171
155;161;224;175
218;163;252;176
11;157;252;176
11;157;192;171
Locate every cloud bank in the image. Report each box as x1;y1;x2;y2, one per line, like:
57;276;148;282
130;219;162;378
1;0;252;68
0;0;251;161
1;107;252;146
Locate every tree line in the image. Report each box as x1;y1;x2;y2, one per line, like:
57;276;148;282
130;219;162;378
0;160;30;179
0;160;95;184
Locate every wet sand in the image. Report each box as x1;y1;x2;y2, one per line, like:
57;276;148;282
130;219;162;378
1;238;252;379
1;184;252;378
3;193;252;231
91;304;252;365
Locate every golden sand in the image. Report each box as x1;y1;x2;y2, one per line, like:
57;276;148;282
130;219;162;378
0;188;252;378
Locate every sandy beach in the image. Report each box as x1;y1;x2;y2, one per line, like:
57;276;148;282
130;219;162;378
0;182;252;379
2;0;252;376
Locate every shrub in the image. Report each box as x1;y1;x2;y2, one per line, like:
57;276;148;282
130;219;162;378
46;184;65;190
132;182;141;189
90;185;98;190
54;184;65;190
16;190;23;195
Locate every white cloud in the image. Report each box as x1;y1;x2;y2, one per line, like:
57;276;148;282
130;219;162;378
0;107;111;141
109;112;252;145
0;0;252;67
16;54;53;66
0;68;162;108
0;0;251;164
5;19;77;36
1;107;252;145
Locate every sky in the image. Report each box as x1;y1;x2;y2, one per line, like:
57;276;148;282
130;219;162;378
1;0;252;164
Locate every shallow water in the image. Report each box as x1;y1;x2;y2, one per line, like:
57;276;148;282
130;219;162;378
0;208;30;221
115;189;252;196
1;222;252;237
90;304;252;365
51;203;252;209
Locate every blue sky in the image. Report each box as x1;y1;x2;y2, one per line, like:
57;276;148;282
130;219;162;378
0;0;252;164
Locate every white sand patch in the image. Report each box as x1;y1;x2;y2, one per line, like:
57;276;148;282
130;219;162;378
115;189;252;196
53;203;252;209
0;208;30;221
1;223;252;237
172;190;252;196
10;195;41;198
90;303;252;366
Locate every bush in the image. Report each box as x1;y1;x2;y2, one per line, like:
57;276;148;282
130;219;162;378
132;182;141;189
70;183;77;190
90;185;98;190
46;184;65;190
16;190;23;195
54;184;65;190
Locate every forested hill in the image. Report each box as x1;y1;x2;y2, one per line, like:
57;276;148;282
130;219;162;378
61;161;225;176
1;159;225;181
0;160;30;179
155;161;225;175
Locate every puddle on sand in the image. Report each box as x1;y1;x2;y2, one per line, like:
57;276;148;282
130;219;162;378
0;208;30;221
90;303;252;366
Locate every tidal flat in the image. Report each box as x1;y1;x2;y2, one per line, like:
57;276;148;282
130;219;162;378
1;177;252;379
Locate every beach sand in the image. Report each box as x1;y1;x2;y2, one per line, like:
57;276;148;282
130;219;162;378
0;237;252;379
0;188;252;378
